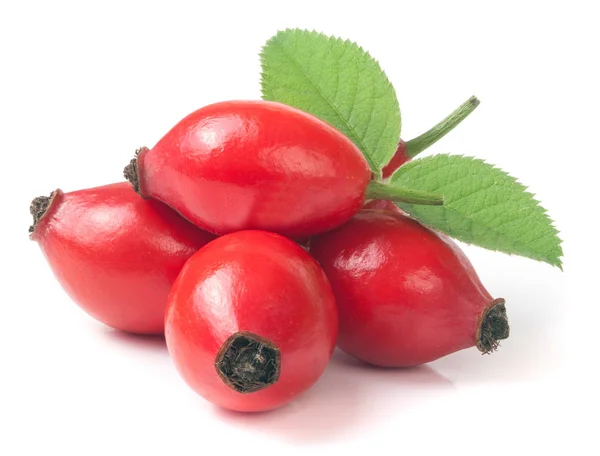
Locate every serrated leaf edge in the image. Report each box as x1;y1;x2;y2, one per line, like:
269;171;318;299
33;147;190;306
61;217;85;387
260;28;400;173
393;154;564;268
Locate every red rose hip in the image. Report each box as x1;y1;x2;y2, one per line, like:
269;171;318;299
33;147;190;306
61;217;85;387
362;199;404;213
29;183;215;334
310;209;509;367
165;230;338;412
381;139;409;179
124;100;442;238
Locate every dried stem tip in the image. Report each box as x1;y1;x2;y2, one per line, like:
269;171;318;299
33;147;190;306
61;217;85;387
216;332;281;394
29;192;55;234
477;299;510;354
123;147;148;195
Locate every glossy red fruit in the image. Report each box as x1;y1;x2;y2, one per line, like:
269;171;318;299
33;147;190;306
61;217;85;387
310;210;509;367
165;231;338;412
124;100;371;238
381;139;409;179
29;182;215;335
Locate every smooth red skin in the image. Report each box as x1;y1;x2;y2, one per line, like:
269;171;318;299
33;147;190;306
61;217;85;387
381;139;409;179
310;210;495;367
165;231;338;412
138;100;371;238
31;183;215;335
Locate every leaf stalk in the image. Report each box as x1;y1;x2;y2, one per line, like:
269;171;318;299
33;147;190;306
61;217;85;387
405;96;480;158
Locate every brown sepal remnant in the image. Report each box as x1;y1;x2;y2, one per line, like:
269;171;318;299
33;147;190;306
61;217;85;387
123;147;149;196
215;332;281;394
477;298;510;354
29;191;56;234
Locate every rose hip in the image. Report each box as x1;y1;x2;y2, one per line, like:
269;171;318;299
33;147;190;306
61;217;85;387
362;199;404;213
381;139;409;179
310;209;509;367
165;230;338;412
29;182;215;335
124;100;441;238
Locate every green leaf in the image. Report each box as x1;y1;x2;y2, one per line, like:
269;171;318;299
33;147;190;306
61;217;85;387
390;154;563;268
261;29;401;174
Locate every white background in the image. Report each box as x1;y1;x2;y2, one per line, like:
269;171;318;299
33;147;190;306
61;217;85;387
1;1;598;454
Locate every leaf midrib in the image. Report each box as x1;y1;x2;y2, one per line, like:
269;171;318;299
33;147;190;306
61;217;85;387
417;202;557;264
396;157;561;264
271;40;378;171
401;181;561;265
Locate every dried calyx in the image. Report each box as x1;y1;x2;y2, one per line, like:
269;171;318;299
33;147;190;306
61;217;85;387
29;191;56;234
477;299;510;354
123;147;148;195
216;332;281;394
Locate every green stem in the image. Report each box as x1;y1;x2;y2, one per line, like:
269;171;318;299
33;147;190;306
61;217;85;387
366;181;443;206
405;95;480;158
